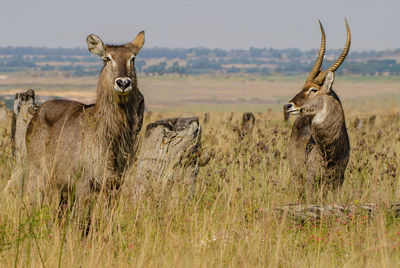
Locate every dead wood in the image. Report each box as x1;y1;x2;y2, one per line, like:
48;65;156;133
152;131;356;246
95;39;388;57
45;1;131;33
233;112;256;140
134;117;202;198
203;112;210;124
0;101;11;128
241;112;255;132
283;105;290;122
11;89;38;162
272;203;400;221
0;101;12;151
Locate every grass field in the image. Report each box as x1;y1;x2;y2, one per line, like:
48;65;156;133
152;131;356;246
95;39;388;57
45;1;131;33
0;75;400;266
1;73;400;112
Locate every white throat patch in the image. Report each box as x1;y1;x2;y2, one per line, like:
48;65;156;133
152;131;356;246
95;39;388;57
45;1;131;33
313;101;327;124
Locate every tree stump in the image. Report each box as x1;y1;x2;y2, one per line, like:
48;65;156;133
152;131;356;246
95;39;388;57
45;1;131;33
203;112;210;124
0;101;12;139
241;112;255;132
368;115;376;127
283;105;290;122
272;203;400;222
11;89;39;163
134;117;202;199
233;112;256;140
0;101;11;129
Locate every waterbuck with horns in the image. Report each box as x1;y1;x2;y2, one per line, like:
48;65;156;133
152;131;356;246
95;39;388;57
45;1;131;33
24;32;145;204
284;20;351;200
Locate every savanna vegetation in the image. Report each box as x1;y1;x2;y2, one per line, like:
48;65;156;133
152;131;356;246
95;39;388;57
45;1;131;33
0;100;399;266
1;46;400;76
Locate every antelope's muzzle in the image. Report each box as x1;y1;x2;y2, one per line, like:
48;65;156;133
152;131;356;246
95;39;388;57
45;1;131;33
114;77;132;95
285;102;301;115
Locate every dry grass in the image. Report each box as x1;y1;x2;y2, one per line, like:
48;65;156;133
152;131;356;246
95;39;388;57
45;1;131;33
0;98;400;266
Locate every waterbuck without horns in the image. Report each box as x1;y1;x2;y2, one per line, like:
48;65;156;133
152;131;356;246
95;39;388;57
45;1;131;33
24;31;145;205
284;20;351;201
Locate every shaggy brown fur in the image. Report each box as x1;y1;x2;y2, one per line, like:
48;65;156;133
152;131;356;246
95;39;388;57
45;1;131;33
285;21;351;201
25;32;145;205
287;79;350;200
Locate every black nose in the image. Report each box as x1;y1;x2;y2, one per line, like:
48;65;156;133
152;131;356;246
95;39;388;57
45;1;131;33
116;78;131;90
284;103;293;110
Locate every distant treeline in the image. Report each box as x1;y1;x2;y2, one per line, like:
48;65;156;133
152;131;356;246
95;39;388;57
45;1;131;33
1;46;399;59
0;46;399;76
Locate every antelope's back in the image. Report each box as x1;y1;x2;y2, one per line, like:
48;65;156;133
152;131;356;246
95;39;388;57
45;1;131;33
26;99;93;163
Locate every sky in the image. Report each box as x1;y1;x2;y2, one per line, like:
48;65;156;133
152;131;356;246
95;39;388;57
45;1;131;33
0;0;399;51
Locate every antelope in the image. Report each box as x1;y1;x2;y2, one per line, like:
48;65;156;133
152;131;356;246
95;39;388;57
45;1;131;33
284;20;351;200
24;32;145;206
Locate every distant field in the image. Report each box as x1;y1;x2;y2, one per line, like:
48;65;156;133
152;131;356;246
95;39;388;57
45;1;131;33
0;73;399;112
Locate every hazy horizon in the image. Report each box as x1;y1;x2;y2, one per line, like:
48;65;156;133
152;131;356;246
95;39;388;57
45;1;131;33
0;45;398;53
0;0;399;51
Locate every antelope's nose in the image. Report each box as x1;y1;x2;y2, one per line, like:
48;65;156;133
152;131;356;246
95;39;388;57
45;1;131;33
115;78;132;90
284;103;293;110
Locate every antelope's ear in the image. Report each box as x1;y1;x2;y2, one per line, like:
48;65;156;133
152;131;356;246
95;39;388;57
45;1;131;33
86;34;105;57
131;31;145;54
322;71;335;93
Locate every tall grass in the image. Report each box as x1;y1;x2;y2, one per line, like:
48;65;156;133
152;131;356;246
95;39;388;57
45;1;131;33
0;108;399;267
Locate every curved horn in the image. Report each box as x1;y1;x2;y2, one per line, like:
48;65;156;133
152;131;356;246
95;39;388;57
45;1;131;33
306;20;326;82
314;19;351;85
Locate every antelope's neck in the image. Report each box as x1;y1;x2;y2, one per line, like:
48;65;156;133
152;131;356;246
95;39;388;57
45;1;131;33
310;94;347;161
93;79;137;140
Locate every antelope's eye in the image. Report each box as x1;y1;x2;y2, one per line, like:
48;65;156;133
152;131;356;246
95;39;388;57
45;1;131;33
130;57;135;63
310;88;318;93
104;56;111;62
